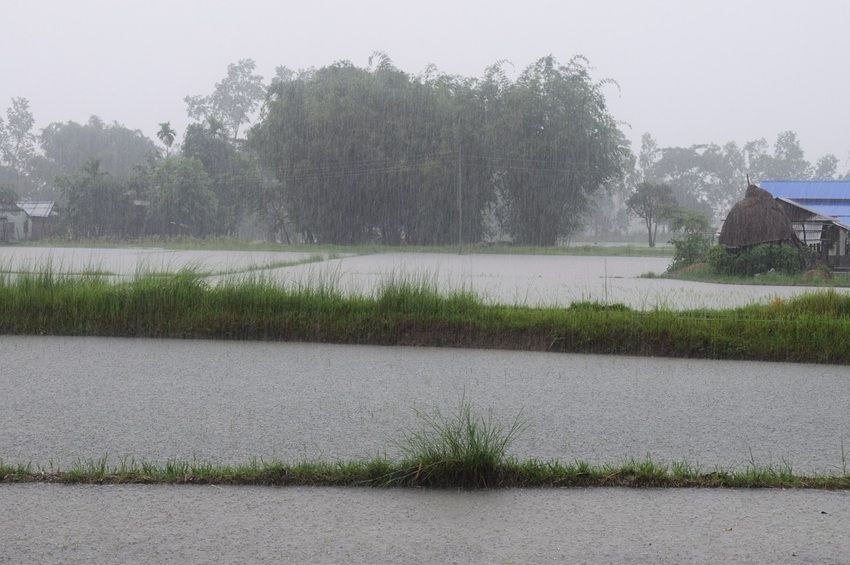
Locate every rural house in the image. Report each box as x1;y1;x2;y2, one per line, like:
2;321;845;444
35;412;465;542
16;201;57;241
718;183;800;250
761;181;850;269
0;201;29;242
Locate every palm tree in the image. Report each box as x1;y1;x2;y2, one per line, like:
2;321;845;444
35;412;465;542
157;122;176;157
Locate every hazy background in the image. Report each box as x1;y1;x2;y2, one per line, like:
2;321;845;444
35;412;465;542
3;0;849;163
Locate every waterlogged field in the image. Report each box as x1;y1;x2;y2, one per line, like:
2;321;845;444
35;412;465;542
3;245;847;309
2;336;849;473
0;246;334;277
2;485;849;564
270;252;850;308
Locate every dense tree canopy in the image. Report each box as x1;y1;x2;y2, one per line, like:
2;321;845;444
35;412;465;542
58;160;133;238
182;121;261;235
251;55;628;245
37;116;158;184
491;56;629;245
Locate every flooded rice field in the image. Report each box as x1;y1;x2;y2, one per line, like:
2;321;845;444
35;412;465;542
3;245;846;309
2;336;848;472
0;246;330;276
273;252;847;309
3;484;848;564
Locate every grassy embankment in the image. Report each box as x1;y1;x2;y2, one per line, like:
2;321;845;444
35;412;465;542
18;236;674;257
651;263;850;287
2;401;848;489
1;269;850;363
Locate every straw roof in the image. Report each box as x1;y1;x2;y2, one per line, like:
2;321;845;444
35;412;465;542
719;184;799;249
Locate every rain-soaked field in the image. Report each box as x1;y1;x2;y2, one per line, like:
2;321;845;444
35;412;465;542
3;245;847;309
3;485;848;564
3;336;849;472
3;246;850;563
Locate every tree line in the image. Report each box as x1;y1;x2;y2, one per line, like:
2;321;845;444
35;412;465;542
1;55;847;244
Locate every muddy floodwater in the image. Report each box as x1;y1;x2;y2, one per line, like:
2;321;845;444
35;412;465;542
2;336;848;472
4;246;847;309
2;484;848;564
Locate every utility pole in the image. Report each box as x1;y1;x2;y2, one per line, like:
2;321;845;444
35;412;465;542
457;122;463;254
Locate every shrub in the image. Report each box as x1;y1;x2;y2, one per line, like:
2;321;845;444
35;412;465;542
668;233;712;272
398;398;527;487
709;243;805;276
707;244;732;273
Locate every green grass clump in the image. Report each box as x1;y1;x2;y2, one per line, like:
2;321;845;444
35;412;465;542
661;262;850;288
395;397;527;487
1;266;850;363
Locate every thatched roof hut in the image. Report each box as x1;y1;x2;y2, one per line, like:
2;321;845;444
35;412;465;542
719;184;800;249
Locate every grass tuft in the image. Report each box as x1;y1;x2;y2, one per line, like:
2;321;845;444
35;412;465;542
395;396;527;487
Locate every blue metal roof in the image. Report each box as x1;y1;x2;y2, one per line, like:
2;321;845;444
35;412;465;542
762;181;850;229
761;180;850;201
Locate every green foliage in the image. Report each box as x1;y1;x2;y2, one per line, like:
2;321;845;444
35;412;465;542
626;182;676;247
181;122;261;235
2;267;850;363
709;243;805;276
38;116;157;181
143;156;217;237
777;290;850;317
185;59;266;139
156;122;176;153
3;455;850;489
58;160;135;237
668;233;712;271
567;301;631;312
398;397;527;487
667;206;710;235
251;54;628;246
0;184;18;206
492;56;628;245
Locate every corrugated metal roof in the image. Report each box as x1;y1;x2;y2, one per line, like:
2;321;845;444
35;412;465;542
761;180;850;201
16;201;55;218
764;182;850;230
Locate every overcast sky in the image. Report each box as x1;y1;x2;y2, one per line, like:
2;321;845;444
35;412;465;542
4;0;849;166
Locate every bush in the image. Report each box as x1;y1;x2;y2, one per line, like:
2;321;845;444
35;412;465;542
708;243;805;276
668;233;712;272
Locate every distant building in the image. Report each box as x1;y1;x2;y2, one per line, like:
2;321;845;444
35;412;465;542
0;201;58;242
761;181;850;269
16;201;57;241
0;202;29;242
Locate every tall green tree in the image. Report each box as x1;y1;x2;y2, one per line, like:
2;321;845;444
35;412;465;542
491;56;628;245
142;156;217;237
58;160;133;237
182;121;261;235
626;182;676;247
251;56;492;244
185;59;266;140
0;97;37;195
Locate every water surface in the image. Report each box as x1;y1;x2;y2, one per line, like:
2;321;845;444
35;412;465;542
2;336;847;471
2;485;848;564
